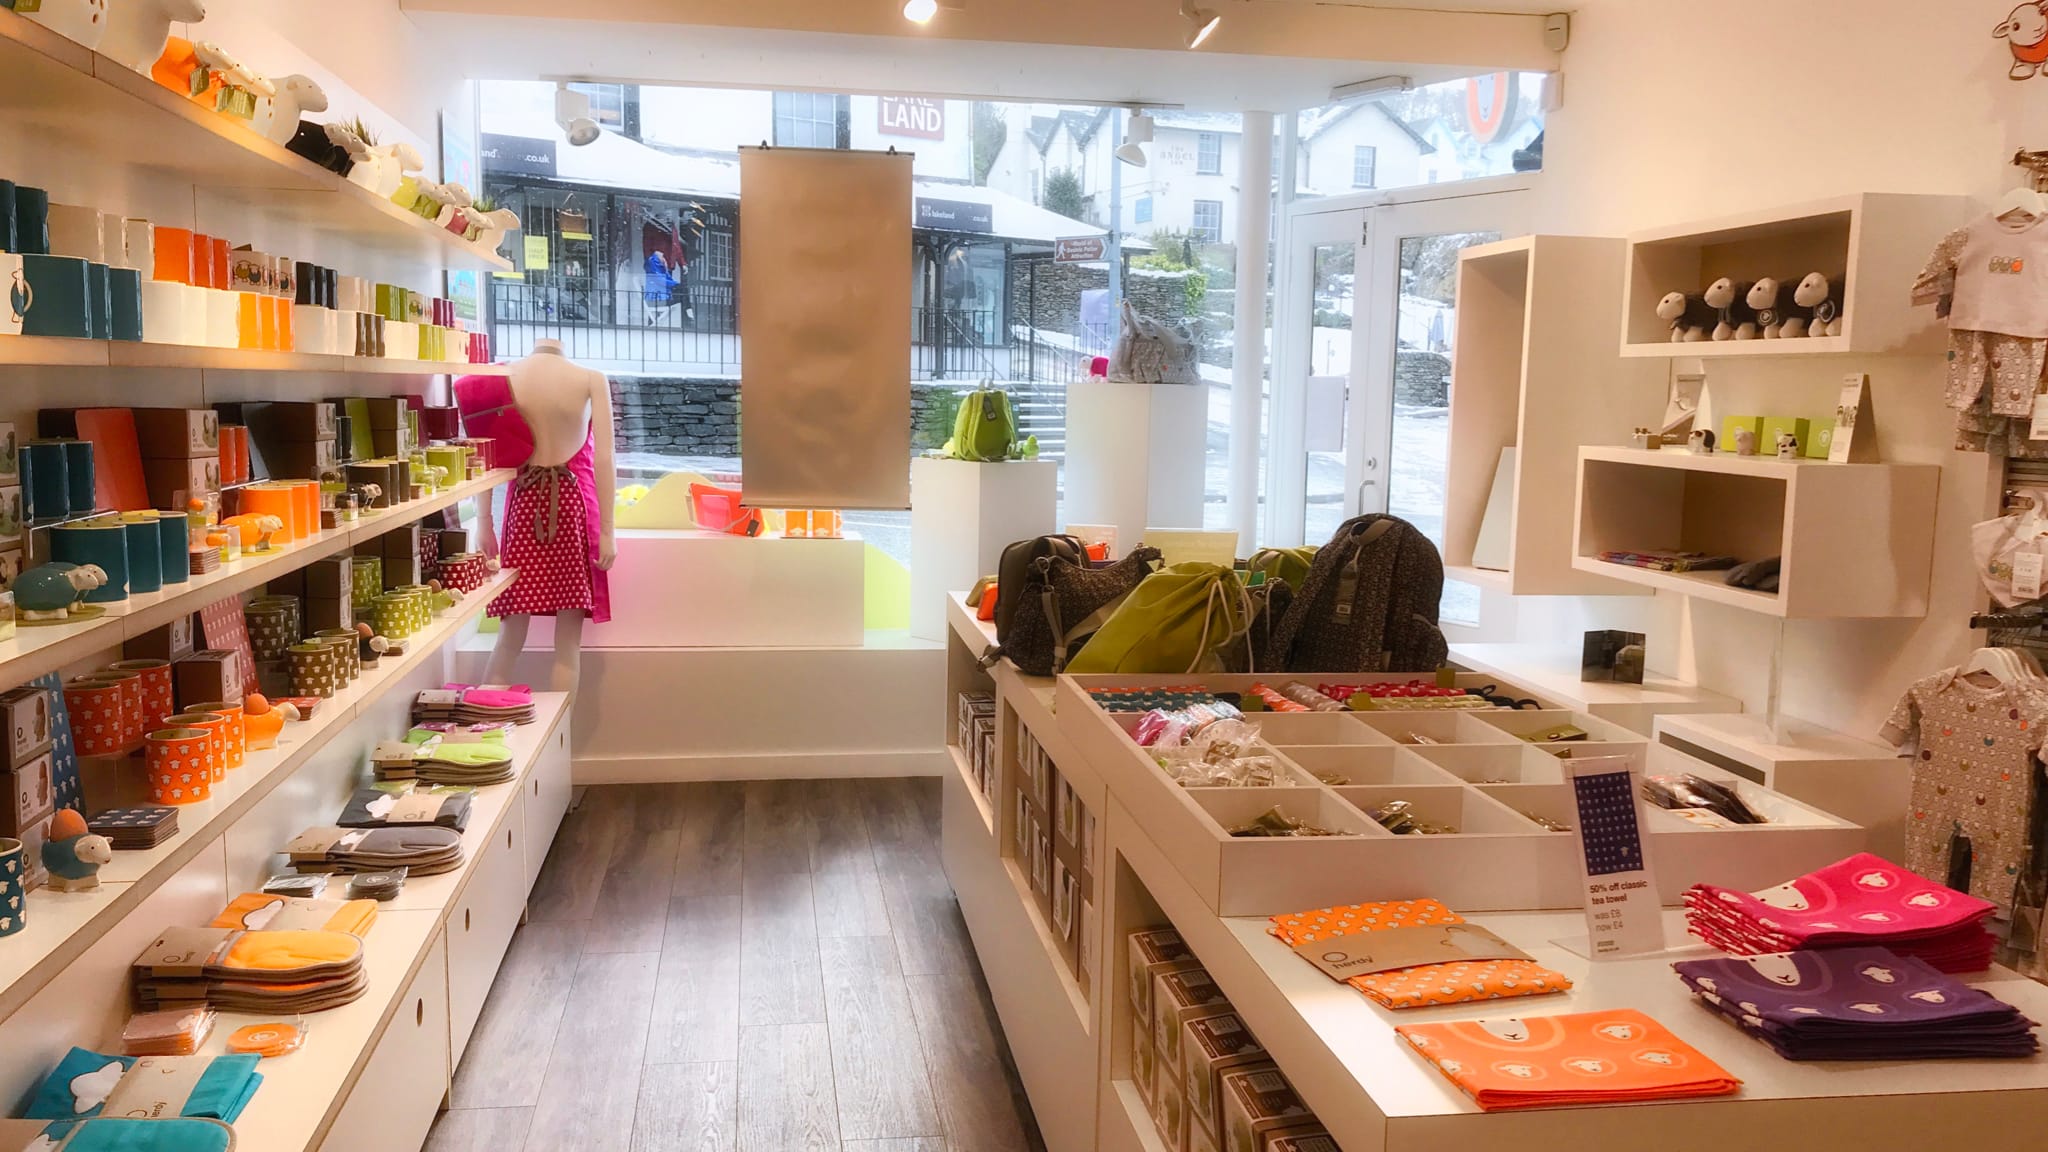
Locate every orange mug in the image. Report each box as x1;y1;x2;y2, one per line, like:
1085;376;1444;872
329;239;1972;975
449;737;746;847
146;728;213;805
152;226;194;285
162;711;228;783
107;659;175;733
187;700;245;770
91;668;147;751
63;678;126;758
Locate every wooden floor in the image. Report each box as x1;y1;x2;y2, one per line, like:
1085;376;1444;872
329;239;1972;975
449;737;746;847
426;778;1046;1152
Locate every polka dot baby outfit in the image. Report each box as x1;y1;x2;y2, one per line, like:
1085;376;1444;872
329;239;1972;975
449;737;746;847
1267;899;1570;1009
1882;669;2048;915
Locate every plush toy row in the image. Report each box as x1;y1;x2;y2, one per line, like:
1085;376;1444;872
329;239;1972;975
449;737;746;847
1656;274;1846;342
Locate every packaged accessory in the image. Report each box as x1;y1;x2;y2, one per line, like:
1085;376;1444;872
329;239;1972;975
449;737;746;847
227;1018;308;1058
1394;1011;1739;1111
120;1007;216;1056
346;867;408;901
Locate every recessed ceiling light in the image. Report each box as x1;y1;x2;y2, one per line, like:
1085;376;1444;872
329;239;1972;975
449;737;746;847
903;0;938;23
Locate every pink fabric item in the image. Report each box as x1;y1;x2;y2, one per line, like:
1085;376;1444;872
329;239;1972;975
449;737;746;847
1688;853;1995;946
453;373;536;471
445;684;534;709
488;454;611;624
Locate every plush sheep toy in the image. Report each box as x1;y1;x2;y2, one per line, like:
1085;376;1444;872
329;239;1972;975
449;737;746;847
1745;277;1809;339
40;810;113;893
1656;292;1716;342
101;0;204;73
1703;277;1761;341
1794;273;1845;337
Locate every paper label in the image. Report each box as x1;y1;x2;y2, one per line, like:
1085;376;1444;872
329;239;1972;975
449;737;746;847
388;794;447;823
372;740;420;764
134;926;237;976
2018;551;2045;602
1829;374;1866;463
2033;395;2048;442
1290;924;1532;981
286;828;368;857
101;1056;209;1120
1568;755;1667;957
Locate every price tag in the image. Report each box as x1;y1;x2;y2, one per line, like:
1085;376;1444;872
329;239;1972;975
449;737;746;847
2018;551;2045;602
1567;755;1666;958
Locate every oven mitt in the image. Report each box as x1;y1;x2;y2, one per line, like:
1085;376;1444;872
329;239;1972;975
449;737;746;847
288;825;464;876
211;893;379;937
23;1117;237;1152
337;786;473;832
133;925;362;981
26;1050;261;1123
1724;556;1781;590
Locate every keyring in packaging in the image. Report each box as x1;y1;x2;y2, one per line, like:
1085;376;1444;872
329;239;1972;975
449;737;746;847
228;1017;309;1058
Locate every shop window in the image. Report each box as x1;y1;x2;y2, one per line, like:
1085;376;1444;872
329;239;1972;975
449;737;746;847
1192;200;1223;242
703;229;734;282
568;82;636;135
1134;195;1153;225
773;92;849;149
1197;132;1222;175
1353;145;1377;189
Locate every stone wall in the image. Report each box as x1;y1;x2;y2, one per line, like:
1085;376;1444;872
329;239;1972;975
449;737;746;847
1395;351;1451;407
1007;260;1193;334
609;377;986;458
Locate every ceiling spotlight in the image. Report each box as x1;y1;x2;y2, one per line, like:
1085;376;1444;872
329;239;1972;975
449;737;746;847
903;0;938;23
1116;111;1154;167
555;83;600;147
1182;1;1219;49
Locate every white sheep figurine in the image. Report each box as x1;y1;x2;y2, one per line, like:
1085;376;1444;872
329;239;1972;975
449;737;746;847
102;0;205;72
261;75;328;146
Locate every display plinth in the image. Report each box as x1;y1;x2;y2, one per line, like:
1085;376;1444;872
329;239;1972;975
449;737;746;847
1063;380;1207;557
558;529;865;649
910;456;1057;641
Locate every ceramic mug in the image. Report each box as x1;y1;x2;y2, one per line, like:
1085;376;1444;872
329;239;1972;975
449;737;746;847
108;658;176;733
19;255;89;338
145;728;213;805
0;838;23;938
0;180;18;254
152;226;194;285
12;186;50;256
162;712;229;783
0;253;26;338
62;677;125;758
187;701;246;769
108;268;143;343
90;667;146;749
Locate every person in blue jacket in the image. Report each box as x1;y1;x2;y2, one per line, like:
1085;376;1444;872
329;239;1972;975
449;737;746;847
644;249;676;325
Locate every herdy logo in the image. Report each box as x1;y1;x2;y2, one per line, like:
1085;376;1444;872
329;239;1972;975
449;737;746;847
1992;256;2030;274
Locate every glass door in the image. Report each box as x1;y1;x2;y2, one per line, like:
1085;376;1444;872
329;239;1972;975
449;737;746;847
1270;179;1528;620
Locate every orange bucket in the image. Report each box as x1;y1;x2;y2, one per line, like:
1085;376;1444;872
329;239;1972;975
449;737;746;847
162;711;228;783
146;728;213;805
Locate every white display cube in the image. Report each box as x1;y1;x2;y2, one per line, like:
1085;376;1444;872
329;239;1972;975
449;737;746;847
909;456;1057;642
1064;380;1208;558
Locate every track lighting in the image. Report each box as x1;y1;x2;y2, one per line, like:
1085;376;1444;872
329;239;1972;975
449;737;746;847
1116;111;1154;167
1182;1;1219;49
903;0;938;24
555;83;600;147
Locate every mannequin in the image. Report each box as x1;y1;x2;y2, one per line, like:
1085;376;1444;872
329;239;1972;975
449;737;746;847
477;339;616;692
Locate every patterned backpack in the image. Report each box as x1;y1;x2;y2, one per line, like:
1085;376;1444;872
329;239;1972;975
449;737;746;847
1269;514;1448;673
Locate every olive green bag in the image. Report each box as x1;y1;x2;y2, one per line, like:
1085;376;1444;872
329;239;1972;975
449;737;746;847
1065;563;1257;675
1248;546;1318;590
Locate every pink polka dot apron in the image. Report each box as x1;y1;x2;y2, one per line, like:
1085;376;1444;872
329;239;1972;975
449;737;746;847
488;431;611;623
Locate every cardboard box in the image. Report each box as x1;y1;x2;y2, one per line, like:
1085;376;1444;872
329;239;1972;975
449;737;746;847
1128;929;1195;1032
1184;1013;1268;1141
143;456;220;509
1264;1127;1338;1152
264;438;339;480
5;750;56;837
1052;857;1080;971
370;424;413;459
132;408;221;459
1221;1067;1313;1152
1150;1054;1189;1152
1078;896;1096;1001
1153;968;1230;1079
256;401;338;441
1759;416;1812;458
304;556;351;601
0;687;55;772
1189;1119;1221;1152
173;650;240;709
1054;776;1081;847
0;486;21;550
364;396;409;430
380;524;420;562
1133;1031;1158;1110
0;547;22;590
305;597;352;633
126;617;195;663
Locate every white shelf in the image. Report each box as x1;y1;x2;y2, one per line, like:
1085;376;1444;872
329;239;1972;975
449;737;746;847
1618;193;1976;358
1653;711;1909;858
1443;235;1663;596
0;8;513;274
1574;446;1941;619
0;565;518;1027
0;469;511;693
0;337;504;375
1447;642;1742;736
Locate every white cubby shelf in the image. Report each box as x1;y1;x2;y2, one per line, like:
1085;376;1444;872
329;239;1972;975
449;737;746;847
1619;193;1975;358
1442;235;1664;596
1572;446;1940;618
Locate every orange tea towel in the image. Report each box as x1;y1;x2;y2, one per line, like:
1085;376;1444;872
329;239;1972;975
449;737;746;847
1268;899;1571;1009
1394;1009;1740;1111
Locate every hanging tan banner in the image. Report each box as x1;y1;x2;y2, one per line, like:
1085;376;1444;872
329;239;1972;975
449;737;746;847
739;146;913;510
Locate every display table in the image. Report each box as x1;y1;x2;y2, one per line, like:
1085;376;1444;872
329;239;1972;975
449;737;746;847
939;592;2048;1152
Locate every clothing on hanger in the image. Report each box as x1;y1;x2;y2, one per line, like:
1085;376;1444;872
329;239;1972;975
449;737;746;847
1915;215;2048;454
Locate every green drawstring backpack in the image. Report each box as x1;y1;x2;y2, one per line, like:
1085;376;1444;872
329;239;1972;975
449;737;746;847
945;388;1019;462
1065;563;1258;675
1248;546;1318;590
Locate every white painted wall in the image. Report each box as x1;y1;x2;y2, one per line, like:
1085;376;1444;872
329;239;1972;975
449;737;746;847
1300;111;1428;198
640;87;774;152
1116;125;1244;239
849;96;976;180
1508;0;2042;739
